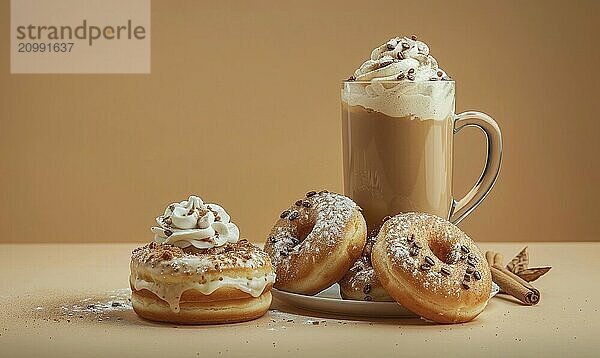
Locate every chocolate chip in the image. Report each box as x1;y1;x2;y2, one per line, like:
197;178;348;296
363;284;372;294
295;200;302;206
397;73;405;80
462;282;470;290
411;34;418;41
280;210;290;219
288;211;299;220
364;296;373;301
306;191;317;197
302;201;312;208
466;266;475;274
437;70;443;77
164;230;172;237
473;271;482;280
460;245;470;254
407;74;415;81
425;256;435;266
420;264;431;271
440;267;451;276
379;59;394;68
408;68;415;74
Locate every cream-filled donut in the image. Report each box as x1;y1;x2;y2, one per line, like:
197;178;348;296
264;191;367;295
130;240;275;324
372;212;492;323
130;195;275;324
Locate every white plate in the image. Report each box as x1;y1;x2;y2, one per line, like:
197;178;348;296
272;282;500;318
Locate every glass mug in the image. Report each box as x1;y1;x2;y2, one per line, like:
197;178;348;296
341;80;502;232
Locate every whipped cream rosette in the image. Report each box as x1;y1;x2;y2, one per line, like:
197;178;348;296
151;195;240;249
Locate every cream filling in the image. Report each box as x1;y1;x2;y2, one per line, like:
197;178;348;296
130;272;276;313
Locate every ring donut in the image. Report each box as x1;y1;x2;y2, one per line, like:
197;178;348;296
264;191;367;295
372;212;491;323
339;236;393;301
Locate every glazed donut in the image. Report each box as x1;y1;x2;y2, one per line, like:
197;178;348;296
264;190;367;295
372;212;492;323
130;240;275;324
339;237;393;301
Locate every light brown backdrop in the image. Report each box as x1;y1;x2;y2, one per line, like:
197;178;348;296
1;0;598;243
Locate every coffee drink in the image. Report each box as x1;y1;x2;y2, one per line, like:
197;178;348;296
342;36;501;232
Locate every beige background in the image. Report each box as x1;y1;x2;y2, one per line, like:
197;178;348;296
1;0;598;243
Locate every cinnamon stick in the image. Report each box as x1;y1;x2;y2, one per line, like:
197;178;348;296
486;251;540;305
490;266;540;305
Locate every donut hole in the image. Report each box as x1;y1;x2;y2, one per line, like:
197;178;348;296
290;220;316;247
427;236;454;264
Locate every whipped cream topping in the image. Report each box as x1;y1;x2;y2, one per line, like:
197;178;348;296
343;36;454;120
151;195;239;249
351;36;449;82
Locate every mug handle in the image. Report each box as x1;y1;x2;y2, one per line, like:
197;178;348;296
449;111;502;224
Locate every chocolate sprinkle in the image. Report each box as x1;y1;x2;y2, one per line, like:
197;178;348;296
461;245;470;254
407;74;415;81
440;267;451;275
437;70;443;77
364;296;373;301
288;211;299;220
397;52;404;60
424;256;435;266
408;68;415;74
467;259;476;267
420;264;431;271
379;59;394;68
386;42;396;50
363;284;372;294
413;242;422;249
397;73;405;80
280;210;290;219
302;201;312;208
269;236;276;243
306;191;317;197
295;200;302;206
473;271;482;280
462;282;470;290
466;266;475;274
408;234;415;242
164;230;173;237
348;76;356;82
411;34;418;40
402;42;410;50
464;274;471;282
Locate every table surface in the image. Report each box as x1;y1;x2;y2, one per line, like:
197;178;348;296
0;242;598;357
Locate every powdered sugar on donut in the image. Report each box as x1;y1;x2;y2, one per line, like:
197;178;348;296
265;191;358;282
